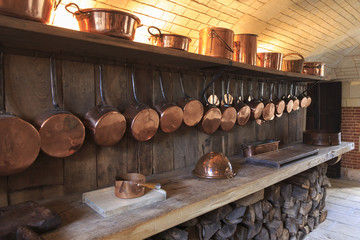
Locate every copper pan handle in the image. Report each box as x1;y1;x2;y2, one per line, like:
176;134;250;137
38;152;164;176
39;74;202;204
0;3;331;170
138;182;161;190
98;64;108;106
158;72;168;102
53;0;62;11
283;52;304;60
131;69;141;105
210;30;234;53
179;73;189;98
50;57;60;110
65;3;86;15
0;52;5;113
148;26;162;37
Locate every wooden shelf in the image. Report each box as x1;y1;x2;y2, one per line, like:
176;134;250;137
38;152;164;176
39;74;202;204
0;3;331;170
39;142;353;240
0;15;325;82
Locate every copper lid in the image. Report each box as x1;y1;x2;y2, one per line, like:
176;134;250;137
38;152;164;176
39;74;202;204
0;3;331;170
93;111;126;146
193;152;236;179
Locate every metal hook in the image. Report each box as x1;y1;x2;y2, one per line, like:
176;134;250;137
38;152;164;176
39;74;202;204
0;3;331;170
131;68;141;105
99;64;107;106
159;72;168;102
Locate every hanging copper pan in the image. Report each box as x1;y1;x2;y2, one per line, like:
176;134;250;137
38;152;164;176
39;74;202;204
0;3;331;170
290;84;300;111
297;85;308;108
0;52;41;176
34;58;85;158
245;80;264;120
123;69;159;141
259;82;275;122
176;73;204;127
273;83;285;118
234;80;250;126
84;65;126;146
220;79;236;132
282;83;294;114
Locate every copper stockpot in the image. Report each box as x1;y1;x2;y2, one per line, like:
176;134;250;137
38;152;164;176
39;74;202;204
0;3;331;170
199;27;234;60
257;52;283;70
0;0;61;23
148;26;191;51
154;73;183;133
123;70;159;141
65;3;141;40
282;83;294;114
245;81;264;120
0;52;41;176
233;34;257;65
259;82;275;122
176;74;204;127
302;62;325;77
273;83;285;118
83;65;126;146
115;173;161;199
220;80;236;132
234;81;250;126
282;53;305;73
192;152;236;179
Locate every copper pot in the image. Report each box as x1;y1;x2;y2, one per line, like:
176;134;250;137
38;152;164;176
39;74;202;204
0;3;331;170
35;58;85;158
245;81;264;120
234;81;250;126
0;0;61;23
220;80;236;132
176;73;204;127
123;70;159;141
302;62;325;77
273;83;285;118
148;26;191;51
0;52;41;176
259;82;275;121
233;34;257;65
193;152;236;179
257;52;283;70
282;53;305;73
199;27;234;60
84;65;126;146
115;173;161;199
65;3;141;40
154;73;183;133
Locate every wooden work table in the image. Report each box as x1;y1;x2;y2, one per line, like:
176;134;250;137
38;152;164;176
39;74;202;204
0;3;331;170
39;142;354;240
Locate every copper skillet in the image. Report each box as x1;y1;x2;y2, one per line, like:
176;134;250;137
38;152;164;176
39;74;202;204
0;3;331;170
273;82;286;118
0;52;41;176
234;80;250;126
154;72;183;133
290;84;300;111
245;80;264;120
282;83;294;114
176;73;204;127
259;81;275;122
220;79;236;132
35;58;85;158
84;65;126;146
297;84;308;108
123;69;159;141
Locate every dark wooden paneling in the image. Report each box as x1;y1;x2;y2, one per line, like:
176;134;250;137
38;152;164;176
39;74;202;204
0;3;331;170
0;177;8;207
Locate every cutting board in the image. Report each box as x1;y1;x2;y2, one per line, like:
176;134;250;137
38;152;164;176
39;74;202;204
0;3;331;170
83;187;167;217
245;146;319;168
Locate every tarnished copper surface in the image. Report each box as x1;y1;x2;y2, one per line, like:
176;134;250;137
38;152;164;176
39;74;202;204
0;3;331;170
149;33;191;51
292;98;300;111
84;106;126;146
199;106;222;135
235;103;251;126
124;104;159;142
302;62;325;76
193;152;236;179
284;98;294;113
273;98;285;115
242;140;280;157
256;52;283;70
261;102;275;121
199;27;234;60
37;112;85;158
155;102;183;133
282;53;305;73
0;115;40;176
233;34;257;65
248;100;264;120
177;98;204;127
299;95;308;108
220;106;237;132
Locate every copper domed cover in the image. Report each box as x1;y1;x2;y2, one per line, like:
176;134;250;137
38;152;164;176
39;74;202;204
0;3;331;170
193;152;236;179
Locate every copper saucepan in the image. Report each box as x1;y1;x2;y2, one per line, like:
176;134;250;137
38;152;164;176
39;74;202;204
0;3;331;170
176;73;204;127
296;84;308;108
154;72;183;133
123;69;159;141
282;83;294;114
259;82;275;122
234;80;250;126
115;173;161;199
148;26;192;51
84;65;126;146
220;79;236;132
0;52;41;176
35;58;85;158
273;83;286;118
290;84;300;111
245;80;264;120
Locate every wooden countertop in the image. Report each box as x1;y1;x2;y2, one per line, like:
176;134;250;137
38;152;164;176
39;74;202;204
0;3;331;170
40;142;354;240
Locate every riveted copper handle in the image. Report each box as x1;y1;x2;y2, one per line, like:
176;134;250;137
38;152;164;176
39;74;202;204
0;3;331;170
138;182;161;190
148;26;162;37
210;29;234;54
65;3;87;15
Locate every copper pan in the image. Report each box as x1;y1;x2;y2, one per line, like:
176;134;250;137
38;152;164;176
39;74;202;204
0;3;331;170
84;65;126;146
273;83;285;118
282;83;294;114
115;173;161;199
154;73;183;133
0;52;41;176
259;82;275;122
234;81;250;126
123;69;159;141
34;58;85;158
290;84;300;111
176;73;204;127
245;80;264;120
148;26;191;51
220;79;236;132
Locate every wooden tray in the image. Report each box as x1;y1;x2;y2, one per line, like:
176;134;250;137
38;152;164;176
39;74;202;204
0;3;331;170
245;146;319;168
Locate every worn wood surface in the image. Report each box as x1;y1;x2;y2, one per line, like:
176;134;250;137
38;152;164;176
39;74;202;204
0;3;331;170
0;177;7;207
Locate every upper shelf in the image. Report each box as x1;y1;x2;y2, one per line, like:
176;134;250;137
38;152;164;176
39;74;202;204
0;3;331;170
0;15;325;82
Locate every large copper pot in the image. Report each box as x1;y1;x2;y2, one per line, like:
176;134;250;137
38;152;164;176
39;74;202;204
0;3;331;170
0;0;61;23
257;52;283;70
65;3;141;40
220;80;236;132
148;26;191;51
234;81;250;126
199;27;234;60
302;62;325;77
233;34;257;65
282;53;305;73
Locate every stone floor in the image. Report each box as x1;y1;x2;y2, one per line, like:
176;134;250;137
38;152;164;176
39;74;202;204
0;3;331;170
304;178;360;240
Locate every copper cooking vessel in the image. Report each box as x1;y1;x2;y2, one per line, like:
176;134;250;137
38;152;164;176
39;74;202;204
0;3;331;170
233;34;257;65
154;73;183;133
302;62;325;77
0;52;41;176
220;80;236;132
35;58;85;158
290;84;300;111
84;65;126;146
282;83;294;114
148;26;191;51
259;82;275;122
282;53;305;73
0;0;61;23
199;27;234;60
123;69;159;141
242;139;280;157
273;83;285;118
65;3;141;40
193;152;236;179
115;173;161;199
234;81;250;126
257;52;283;70
176;73;204;127
245;81;264;120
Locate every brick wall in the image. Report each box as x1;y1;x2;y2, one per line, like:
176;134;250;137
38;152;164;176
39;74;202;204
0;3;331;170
341;107;360;169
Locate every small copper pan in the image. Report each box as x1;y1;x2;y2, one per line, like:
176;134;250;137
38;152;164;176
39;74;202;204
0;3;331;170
245;80;264;120
273;83;285;118
176;73;204;127
154;73;183;133
84;65;126;146
115;173;161;199
220;79;236;132
123;69;159;141
0;52;41;176
35;58;85;158
290;84;300;111
297;85;308;108
259;82;275;122
282;83;294;114
234;81;250;126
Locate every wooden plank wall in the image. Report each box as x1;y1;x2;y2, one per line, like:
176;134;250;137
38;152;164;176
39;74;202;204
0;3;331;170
0;54;307;206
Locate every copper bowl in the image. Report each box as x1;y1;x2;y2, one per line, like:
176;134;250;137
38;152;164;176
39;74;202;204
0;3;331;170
193;152;236;179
